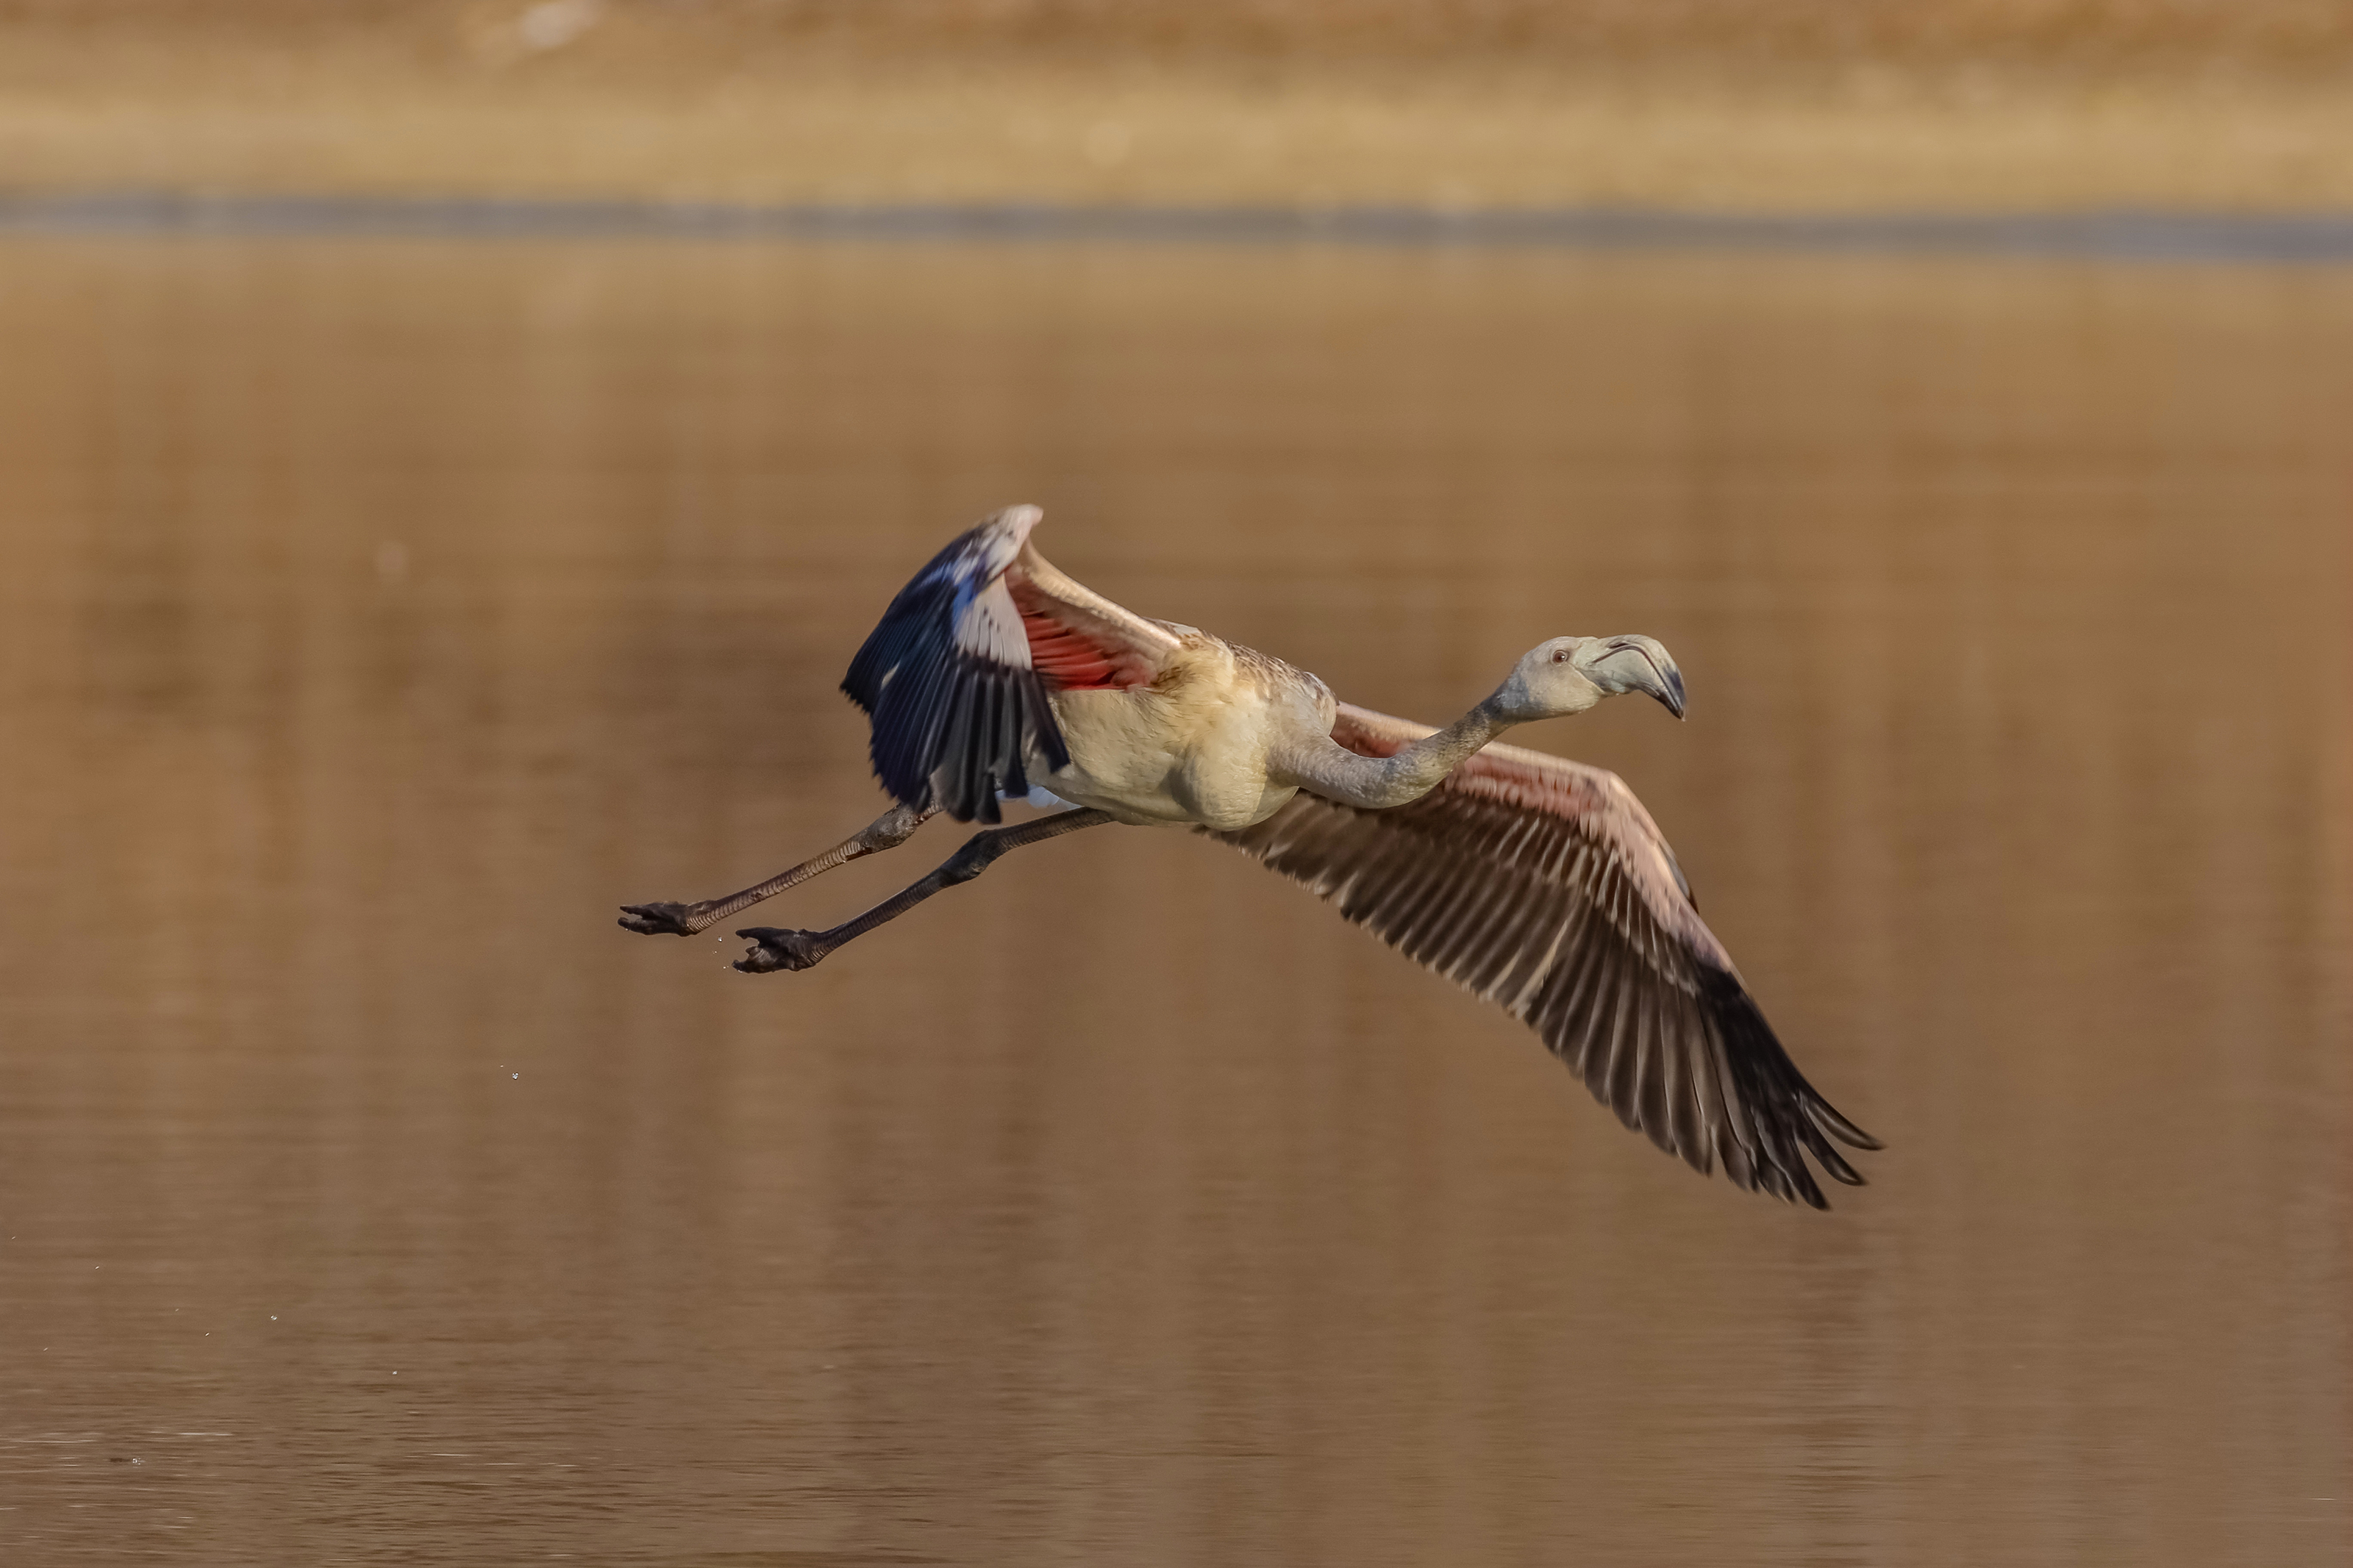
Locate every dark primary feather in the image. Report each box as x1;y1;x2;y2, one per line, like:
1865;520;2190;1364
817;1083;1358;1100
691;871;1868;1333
1204;721;1878;1208
842;521;1070;824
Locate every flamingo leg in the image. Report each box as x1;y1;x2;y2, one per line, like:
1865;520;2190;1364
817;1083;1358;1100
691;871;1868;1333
618;801;938;937
735;808;1116;973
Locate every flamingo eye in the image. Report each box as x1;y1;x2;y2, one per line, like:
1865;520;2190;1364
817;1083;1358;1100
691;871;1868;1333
1552;648;1569;663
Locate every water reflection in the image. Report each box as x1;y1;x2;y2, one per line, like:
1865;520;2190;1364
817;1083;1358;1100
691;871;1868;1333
0;237;2343;1565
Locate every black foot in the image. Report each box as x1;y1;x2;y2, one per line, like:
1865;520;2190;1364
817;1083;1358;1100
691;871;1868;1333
618;901;703;937
735;927;829;974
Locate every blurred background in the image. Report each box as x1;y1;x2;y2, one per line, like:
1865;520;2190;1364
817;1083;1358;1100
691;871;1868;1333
0;6;2348;1567
7;0;2353;209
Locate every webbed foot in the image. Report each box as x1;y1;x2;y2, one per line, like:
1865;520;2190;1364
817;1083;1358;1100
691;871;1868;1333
618;901;704;937
735;927;829;974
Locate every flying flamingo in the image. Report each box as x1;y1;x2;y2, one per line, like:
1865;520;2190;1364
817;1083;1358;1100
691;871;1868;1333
621;506;1878;1206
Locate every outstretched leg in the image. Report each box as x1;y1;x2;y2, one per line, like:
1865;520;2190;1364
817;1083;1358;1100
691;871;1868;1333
735;808;1116;973
618;801;936;937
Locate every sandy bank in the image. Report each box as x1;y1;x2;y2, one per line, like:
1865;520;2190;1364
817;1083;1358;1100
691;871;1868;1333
5;4;2353;211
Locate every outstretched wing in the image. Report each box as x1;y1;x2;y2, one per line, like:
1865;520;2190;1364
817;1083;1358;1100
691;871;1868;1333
843;506;1180;822
1204;702;1879;1208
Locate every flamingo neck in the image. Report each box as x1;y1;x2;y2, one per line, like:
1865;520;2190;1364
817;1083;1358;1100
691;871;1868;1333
1292;698;1511;809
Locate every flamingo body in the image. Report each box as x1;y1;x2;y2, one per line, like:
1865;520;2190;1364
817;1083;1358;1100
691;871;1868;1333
1044;639;1335;830
846;504;1342;831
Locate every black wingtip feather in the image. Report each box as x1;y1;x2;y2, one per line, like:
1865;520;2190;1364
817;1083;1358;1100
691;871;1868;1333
1695;964;1877;1209
840;529;1071;822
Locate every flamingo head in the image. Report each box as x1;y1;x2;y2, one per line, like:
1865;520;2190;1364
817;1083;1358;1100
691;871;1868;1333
1493;634;1686;723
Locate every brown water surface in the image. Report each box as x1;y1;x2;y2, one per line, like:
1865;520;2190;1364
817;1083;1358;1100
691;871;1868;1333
0;237;2346;1565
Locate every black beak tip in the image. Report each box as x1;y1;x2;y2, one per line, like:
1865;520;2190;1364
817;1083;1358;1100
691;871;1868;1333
1661;670;1688;720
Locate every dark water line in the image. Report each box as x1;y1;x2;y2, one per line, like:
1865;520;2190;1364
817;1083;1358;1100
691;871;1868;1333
10;190;2353;262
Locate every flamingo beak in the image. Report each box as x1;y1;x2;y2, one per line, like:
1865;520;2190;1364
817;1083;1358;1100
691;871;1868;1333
1656;661;1687;720
1604;637;1685;720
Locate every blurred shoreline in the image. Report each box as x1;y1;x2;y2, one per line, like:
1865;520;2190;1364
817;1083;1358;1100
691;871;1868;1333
13;193;2353;265
5;3;2353;212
